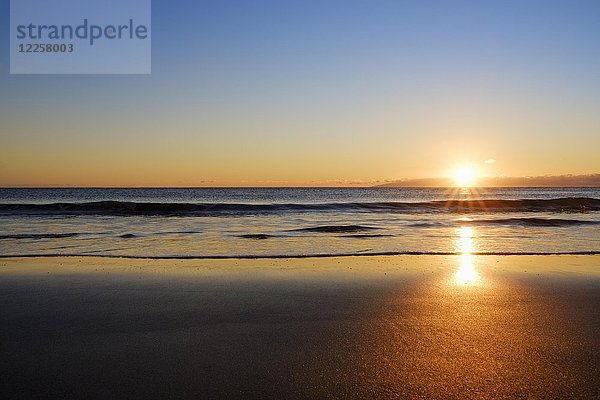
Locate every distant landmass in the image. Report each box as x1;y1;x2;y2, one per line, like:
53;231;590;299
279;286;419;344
376;174;600;188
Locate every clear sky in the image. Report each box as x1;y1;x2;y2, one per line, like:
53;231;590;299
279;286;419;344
1;0;599;186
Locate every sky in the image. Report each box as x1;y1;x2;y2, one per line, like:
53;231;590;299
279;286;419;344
1;0;600;187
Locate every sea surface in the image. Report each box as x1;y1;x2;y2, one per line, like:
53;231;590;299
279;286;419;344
1;187;600;258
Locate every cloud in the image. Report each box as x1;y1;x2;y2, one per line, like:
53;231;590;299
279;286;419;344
484;158;496;164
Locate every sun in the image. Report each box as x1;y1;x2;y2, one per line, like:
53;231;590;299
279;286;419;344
454;166;477;187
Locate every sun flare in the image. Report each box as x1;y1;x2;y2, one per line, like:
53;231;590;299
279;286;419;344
453;166;477;187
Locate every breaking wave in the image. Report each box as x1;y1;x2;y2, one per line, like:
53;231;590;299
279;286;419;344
1;197;599;216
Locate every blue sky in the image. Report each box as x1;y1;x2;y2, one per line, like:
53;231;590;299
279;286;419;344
1;0;600;186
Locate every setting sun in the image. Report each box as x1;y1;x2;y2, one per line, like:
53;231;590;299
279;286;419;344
454;166;477;187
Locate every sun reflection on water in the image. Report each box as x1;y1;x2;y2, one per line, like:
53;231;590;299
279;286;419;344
454;226;480;286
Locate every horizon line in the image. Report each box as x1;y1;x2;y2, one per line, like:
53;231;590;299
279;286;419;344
2;185;600;189
3;174;600;189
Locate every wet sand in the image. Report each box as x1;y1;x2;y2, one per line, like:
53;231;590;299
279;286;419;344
1;255;599;399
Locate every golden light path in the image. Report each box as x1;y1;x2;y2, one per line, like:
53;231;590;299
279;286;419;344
454;226;480;286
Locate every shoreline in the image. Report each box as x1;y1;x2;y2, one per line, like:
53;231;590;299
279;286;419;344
2;253;600;271
1;251;600;260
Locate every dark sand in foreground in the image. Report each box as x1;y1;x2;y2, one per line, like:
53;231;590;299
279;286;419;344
1;256;599;399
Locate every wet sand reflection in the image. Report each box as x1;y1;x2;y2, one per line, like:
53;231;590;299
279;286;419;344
454;226;481;286
2;257;600;398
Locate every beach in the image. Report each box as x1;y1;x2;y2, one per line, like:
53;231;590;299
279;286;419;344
1;255;599;399
4;0;600;398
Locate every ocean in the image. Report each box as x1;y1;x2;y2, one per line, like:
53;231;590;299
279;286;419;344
1;187;599;258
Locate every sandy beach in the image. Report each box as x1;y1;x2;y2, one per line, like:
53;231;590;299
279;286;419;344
1;255;599;399
4;0;600;398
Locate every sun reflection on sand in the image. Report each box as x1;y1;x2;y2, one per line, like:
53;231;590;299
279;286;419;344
454;226;480;286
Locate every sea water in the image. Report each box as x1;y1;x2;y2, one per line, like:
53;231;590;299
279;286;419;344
1;187;599;258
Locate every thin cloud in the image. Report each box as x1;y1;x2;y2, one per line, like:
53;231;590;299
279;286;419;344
484;158;497;164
